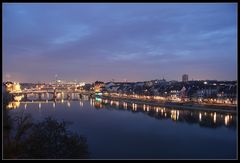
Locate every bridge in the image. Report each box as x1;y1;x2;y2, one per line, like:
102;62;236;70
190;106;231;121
9;89;93;96
19;99;84;103
9;88;95;101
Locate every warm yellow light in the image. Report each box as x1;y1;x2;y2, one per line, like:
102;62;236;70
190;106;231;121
199;112;202;122
213;112;216;123
6;101;20;109
14;95;23;101
224;115;230;126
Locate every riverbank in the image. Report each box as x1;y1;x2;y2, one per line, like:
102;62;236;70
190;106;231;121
100;95;237;113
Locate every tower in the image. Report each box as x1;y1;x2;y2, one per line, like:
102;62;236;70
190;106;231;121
182;74;188;82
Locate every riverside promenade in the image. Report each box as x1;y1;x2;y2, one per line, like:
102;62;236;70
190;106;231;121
100;95;237;114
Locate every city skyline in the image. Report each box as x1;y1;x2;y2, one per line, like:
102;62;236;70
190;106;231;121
3;3;237;83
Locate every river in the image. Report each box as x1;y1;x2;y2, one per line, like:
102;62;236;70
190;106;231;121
7;94;237;159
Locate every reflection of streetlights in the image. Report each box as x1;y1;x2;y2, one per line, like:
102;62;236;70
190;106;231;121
67;101;71;108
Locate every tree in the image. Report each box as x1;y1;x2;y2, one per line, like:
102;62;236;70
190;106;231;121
3;108;89;159
20;117;89;159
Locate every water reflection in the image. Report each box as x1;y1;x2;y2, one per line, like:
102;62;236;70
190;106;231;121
171;110;177;121
199;112;202;122
67;101;71;108
213;112;216;124
79;101;83;107
123;102;127;109
6;101;20;109
88;97;236;129
225;115;229;126
6;94;236;129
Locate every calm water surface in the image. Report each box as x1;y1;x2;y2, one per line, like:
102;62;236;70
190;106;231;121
8;95;237;159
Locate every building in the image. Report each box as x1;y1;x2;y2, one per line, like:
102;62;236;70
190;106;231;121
182;74;188;82
5;81;14;92
94;81;105;93
4;81;21;92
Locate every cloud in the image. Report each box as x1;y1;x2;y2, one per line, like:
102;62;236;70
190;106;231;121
50;24;92;45
3;3;237;82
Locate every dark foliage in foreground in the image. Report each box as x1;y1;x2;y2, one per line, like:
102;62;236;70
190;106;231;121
20;117;89;159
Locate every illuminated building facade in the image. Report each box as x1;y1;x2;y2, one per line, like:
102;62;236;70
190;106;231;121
94;81;105;93
5;81;21;92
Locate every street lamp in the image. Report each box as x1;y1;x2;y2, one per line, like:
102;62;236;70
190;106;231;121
204;81;207;101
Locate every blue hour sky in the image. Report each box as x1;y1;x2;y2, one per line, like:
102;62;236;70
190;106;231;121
3;3;237;83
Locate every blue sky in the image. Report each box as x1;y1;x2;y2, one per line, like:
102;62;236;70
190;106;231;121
3;3;237;83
